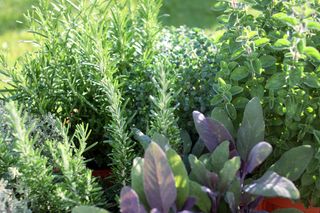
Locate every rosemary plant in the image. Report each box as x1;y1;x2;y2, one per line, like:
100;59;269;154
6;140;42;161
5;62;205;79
148;61;181;151
1;102;104;212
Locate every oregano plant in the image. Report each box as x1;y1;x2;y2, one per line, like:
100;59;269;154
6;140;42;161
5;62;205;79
211;0;320;205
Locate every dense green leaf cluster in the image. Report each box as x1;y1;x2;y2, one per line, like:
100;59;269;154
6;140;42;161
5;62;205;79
157;26;217;131
211;0;320;205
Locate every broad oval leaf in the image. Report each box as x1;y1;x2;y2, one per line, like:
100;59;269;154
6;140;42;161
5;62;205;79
259;55;276;68
193;111;234;152
144;142;177;213
230;86;244;96
268;145;314;181
246;142;272;174
166;148;189;209
189;181;211;213
181;197;197;211
72;206;110;213
272;12;298;26
231;48;245;60
232;97;249;109
304;46;320;61
266;73;286;90
273;39;291;50
218;157;241;192
236;97;265;160
253;59;262;75
191;138;205;157
120;186;146;213
189;155;210;187
225;192;236;212
303;73;320;88
131;158;148;208
254;38;270;47
211;107;235;136
244;171;300;200
226;179;241;211
151;133;170;152
181;130;192;155
249;84;264;100
209;140;230;173
231;66;249;81
211;94;223;106
307;21;320;31
225;103;237;120
297;40;305;53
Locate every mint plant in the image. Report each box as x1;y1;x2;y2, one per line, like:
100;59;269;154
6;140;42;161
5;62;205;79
211;0;320;205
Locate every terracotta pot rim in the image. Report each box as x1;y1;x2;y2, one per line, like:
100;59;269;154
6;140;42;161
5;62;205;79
256;197;320;213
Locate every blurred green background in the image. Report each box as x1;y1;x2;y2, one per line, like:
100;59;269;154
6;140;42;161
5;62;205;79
0;0;218;64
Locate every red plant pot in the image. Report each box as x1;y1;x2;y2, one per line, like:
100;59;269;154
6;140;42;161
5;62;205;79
92;169;112;179
256;198;320;213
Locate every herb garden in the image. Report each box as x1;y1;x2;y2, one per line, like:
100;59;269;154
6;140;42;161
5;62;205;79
0;0;320;212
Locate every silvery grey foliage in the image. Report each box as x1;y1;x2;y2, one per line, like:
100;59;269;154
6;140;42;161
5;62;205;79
0;100;62;148
29;113;63;148
0;101;12;144
0;179;31;213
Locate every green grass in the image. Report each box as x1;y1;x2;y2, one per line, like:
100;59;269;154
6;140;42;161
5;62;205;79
161;0;220;32
0;0;37;66
0;0;36;33
0;30;35;65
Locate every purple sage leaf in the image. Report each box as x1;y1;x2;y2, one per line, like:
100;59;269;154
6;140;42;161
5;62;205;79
144;142;177;213
181;197;197;211
120;186;146;213
243;171;300;199
237;97;265;160
208;171;219;189
193;111;234;152
246;142;272;174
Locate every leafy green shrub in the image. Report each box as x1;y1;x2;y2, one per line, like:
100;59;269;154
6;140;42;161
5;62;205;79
0;102;104;212
211;0;320;205
157;26;217;131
